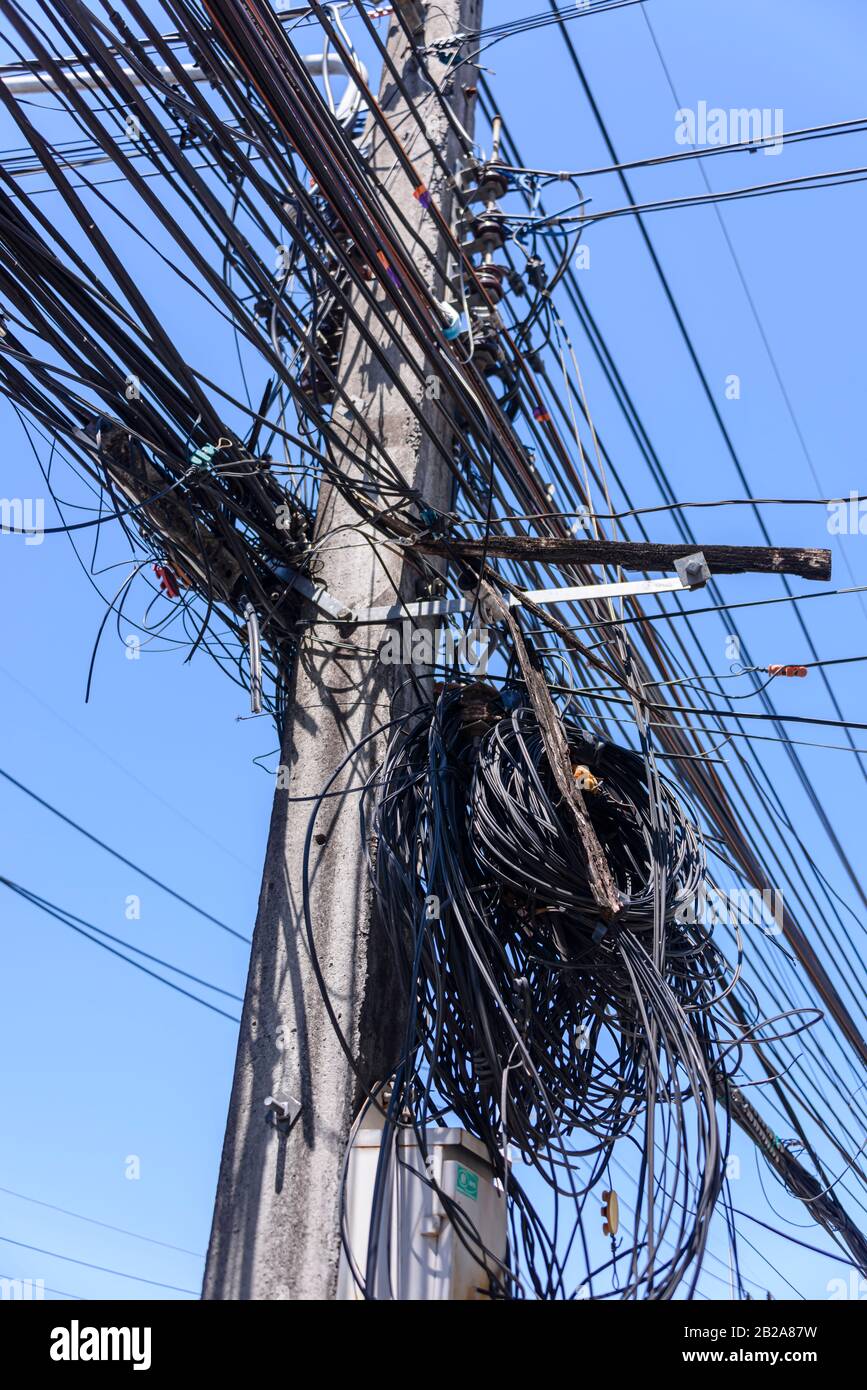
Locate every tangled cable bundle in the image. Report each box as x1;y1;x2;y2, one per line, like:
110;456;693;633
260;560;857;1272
367;686;732;1295
470;710;707;939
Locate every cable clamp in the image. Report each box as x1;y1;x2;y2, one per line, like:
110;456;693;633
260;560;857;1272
426;32;469;63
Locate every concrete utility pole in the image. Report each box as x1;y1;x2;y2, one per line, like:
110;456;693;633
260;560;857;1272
203;0;481;1300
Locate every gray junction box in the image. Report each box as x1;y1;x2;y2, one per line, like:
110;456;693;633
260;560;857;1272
337;1125;507;1300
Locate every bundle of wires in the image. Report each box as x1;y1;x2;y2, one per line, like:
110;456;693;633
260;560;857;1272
364;685;731;1296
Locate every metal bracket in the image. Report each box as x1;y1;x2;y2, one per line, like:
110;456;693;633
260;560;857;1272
283;557;711;627
280;568;354;621
265;1091;302;1127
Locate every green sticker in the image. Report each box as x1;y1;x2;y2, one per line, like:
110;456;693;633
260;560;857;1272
456;1164;479;1201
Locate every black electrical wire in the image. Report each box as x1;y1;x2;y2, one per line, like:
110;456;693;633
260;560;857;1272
1;876;242;1021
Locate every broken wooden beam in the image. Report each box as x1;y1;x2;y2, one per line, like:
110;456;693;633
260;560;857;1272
412;536;832;581
481;581;624;920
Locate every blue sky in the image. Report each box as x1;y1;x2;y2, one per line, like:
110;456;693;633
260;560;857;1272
1;0;866;1301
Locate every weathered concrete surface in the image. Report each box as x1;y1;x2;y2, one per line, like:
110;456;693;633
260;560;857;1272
203;0;481;1300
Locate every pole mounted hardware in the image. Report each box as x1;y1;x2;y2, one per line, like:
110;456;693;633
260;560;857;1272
281;553;713;627
674;551;711;588
264;1092;302;1127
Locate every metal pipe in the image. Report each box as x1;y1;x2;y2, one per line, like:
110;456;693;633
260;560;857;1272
1;52;367;127
243;601;263;715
